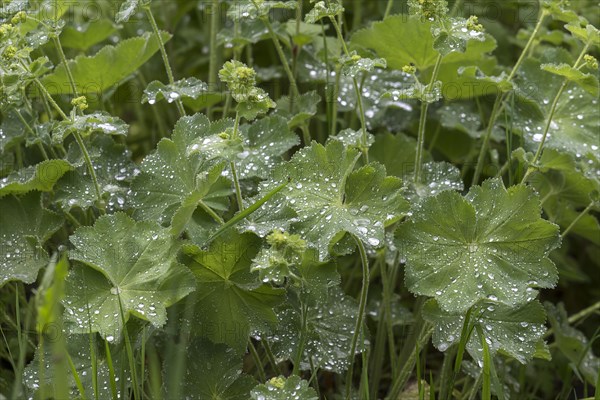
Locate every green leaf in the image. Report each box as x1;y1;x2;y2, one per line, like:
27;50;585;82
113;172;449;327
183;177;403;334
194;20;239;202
268;286;367;372
541;62;599;96
251;375;318;400
340;52;387;78
261;141;407;260
431;17;486;56
0;193;63;286
131;114;232;227
273;90;321;129
60;20;118;51
183;232;284;352
142;77;209;105
55;136;137;212
52;112;129;143
513;54;600;163
163;338;256;399
369;132;431;180
545;302;600;385
351;15;498;99
565;19;600;47
305;0;344;24
41;31;172;95
63;213;196;340
405;161;464;201
424;299;547;364
116;0;141;23
24;333;124;400
228;0;297;21
237;115;300;179
351;15;438;70
0;160;73;197
397;178;561;313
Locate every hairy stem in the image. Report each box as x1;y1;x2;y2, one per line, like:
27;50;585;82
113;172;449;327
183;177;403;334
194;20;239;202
143;5;186;116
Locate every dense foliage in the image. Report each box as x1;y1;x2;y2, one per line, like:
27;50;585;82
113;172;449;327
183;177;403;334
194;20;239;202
0;0;599;398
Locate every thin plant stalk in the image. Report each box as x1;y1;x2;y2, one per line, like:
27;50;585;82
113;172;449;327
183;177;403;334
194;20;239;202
414;54;443;183
143;5;186;117
472;10;548;184
207;0;221;119
521;41;592;183
345;236;370;400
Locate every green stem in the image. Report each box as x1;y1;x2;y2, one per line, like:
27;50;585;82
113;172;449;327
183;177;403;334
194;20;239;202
292;302;309;376
230;113;244;211
414;54;443;183
143;5;186;117
52;37;78;97
32;78;102;202
248;340;267;382
15;110;47;160
329;16;370;162
259;14;299;111
561;201;594;239
472;92;502;184
262;339;282;375
384;0;394;18
345;236;370;400
472;10;548;184
207;0;220;119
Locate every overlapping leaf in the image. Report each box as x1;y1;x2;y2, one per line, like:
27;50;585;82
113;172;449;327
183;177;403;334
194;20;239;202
397;178;561;313
0;193;63;286
163;338;256;399
424;299;547;364
260;141;407;260
142;77;209;105
131;113;232;229
183;232;284;352
63;213;195;340
0;160;73;197
41;31;172;95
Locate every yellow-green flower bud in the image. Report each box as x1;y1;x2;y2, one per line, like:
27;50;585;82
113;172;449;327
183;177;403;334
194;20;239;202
3;45;17;59
11;11;27;25
268;376;286;389
402;64;417;74
466;15;484;32
71;96;88;111
584;54;598;70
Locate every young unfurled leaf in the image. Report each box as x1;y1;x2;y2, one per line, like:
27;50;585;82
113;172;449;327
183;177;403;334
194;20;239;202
397;178;561;313
0;193;63;286
63;213;195;340
41;31;172;95
329;128;375;150
52;112;129;144
251;230;306;284
163;338;256;399
236;115;299;179
305;0;344;24
423;299;547;364
339;52;387;78
405;161;464;202
116;0;141;23
0;159;73;197
251;375;318;400
260;141;407;260
432;16;486;56
142;77;209;105
55;136;137;212
268;286;367;373
541;62;599;96
183;232;284;352
131;113;232;228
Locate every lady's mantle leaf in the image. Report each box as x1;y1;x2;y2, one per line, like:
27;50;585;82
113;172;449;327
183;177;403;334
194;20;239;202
41;31;172;95
163;338;256;400
0;160;73;197
0;193;63;286
131;113;232;228
52;112;128;144
397;177;560;313
263;141;407;260
541;62;599;96
423;299;547;364
268;286;367;373
63;213;195;340
183;232;284;352
251;375;318;400
142;77;209;105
